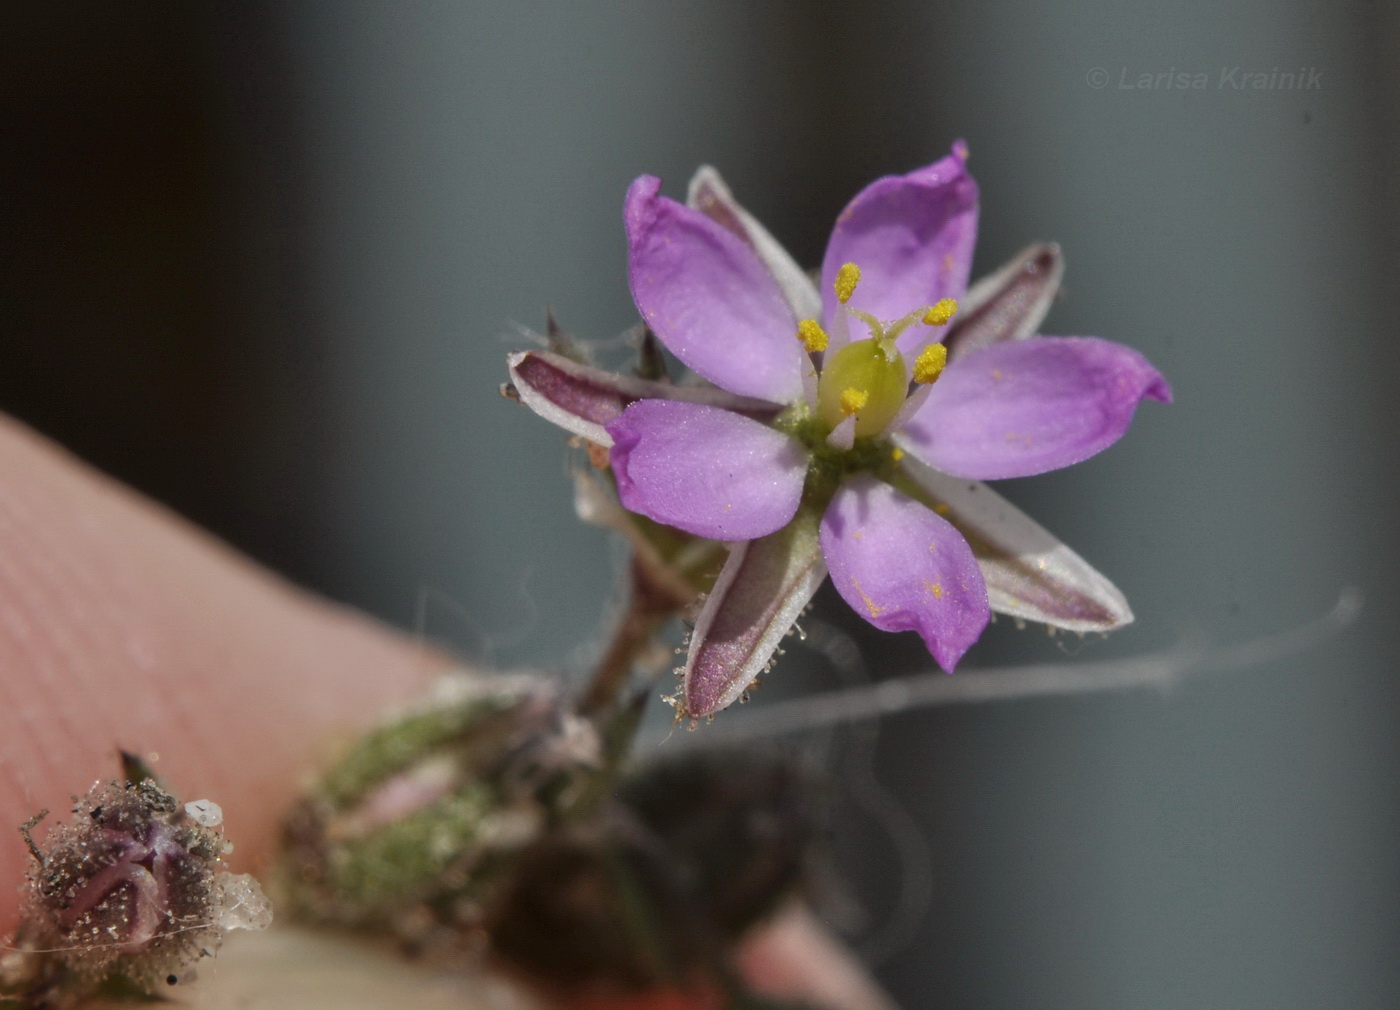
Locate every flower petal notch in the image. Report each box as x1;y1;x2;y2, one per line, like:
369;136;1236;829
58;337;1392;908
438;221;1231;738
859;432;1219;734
606;400;808;541
626;175;805;403
902;337;1172;480
821;477;990;670
683;510;827;719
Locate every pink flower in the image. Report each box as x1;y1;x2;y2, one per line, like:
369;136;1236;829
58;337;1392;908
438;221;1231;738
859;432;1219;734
508;144;1169;719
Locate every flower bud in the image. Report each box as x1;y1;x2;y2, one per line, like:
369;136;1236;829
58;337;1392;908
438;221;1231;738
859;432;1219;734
3;776;270;1005
276;674;607;954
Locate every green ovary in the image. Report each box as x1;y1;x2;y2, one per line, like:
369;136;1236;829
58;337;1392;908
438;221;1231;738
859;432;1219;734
817;338;908;437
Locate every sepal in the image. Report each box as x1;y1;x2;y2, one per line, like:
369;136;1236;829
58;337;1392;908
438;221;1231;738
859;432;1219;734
681;509;827;720
687;165;823;323
505;349;780;447
892;451;1133;631
944;242;1064;361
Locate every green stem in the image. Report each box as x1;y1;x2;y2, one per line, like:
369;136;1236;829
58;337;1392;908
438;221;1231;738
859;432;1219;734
577;557;677;721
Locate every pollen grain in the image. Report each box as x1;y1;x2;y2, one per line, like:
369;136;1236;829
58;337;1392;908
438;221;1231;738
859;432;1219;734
834;262;861;304
839;387;870;416
913;343;948;385
796;318;829;352
923;297;958;327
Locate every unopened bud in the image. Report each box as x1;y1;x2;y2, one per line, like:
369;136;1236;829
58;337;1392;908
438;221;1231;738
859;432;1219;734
4;777;269;1004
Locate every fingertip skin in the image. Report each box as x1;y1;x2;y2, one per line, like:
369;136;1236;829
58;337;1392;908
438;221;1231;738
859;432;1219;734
0;416;445;938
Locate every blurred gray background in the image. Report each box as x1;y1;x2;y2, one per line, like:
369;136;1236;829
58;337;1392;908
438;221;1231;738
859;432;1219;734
4;2;1397;1007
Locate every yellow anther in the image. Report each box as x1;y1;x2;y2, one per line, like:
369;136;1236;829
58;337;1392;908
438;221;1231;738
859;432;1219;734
913;342;948;385
834;262;861;304
796;318;829;353
891;446;905;462
923;297;958;327
839;387;869;417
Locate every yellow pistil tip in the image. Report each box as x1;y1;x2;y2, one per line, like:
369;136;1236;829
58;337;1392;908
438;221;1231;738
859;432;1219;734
834;262;861;304
923;297;958;327
796;318;829;353
839;387;869;417
913;343;948;385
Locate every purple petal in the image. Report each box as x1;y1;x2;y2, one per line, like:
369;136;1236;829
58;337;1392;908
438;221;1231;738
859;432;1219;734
506;350;782;446
606;399;807;540
901;337;1172;480
944;243;1064;362
683;510;827;719
820;475;989;671
893;453;1133;631
626;175;804;403
687;166;823;323
820;144;979;356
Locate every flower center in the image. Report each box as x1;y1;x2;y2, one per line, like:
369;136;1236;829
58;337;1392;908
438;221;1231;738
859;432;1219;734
796;261;957;439
818;337;906;436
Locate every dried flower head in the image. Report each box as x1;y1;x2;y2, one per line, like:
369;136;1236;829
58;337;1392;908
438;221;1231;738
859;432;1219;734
3;775;270;1006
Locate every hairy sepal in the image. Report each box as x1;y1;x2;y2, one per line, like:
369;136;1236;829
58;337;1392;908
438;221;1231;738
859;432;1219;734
944;242;1064;362
682;509;826;720
506;350;781;446
892;449;1133;631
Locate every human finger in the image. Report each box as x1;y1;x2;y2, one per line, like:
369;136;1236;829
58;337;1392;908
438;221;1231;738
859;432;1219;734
0;415;443;937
